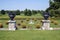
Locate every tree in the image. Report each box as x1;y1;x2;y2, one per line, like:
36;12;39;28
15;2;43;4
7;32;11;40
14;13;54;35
0;11;1;14
31;10;37;15
15;10;20;15
37;10;41;14
46;0;60;17
27;10;32;16
24;9;32;16
53;0;60;2
46;0;60;10
49;9;55;17
1;10;5;15
24;9;28;16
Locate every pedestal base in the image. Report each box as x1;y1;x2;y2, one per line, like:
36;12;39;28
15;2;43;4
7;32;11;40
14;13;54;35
42;20;50;30
8;20;16;30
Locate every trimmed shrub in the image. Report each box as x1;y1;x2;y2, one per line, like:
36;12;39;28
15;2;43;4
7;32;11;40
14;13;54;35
21;23;26;28
21;20;23;23
54;21;58;25
51;20;54;23
17;23;21;26
26;18;29;21
0;23;3;28
6;22;9;25
34;18;37;21
36;24;40;29
40;20;42;22
32;18;34;20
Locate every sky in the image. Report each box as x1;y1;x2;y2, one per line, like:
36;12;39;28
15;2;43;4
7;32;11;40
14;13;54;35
0;0;49;10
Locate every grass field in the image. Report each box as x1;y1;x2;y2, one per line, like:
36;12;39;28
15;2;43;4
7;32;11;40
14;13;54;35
0;30;60;40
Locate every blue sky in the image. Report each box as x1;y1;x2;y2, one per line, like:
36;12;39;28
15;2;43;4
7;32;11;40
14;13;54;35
0;0;49;10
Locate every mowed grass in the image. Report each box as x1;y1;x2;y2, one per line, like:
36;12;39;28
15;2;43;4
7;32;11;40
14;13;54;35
0;30;60;40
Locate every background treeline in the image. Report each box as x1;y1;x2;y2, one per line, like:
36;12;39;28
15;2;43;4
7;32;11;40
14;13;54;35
0;9;42;16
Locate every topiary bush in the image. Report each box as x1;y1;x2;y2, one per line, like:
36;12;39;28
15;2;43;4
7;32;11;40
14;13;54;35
32;18;34;20
36;24;40;29
0;23;3;28
6;22;9;25
34;18;37;21
17;23;21;26
54;21;58;25
51;20;54;23
40;20;42;22
21;20;24;23
21;23;26;29
26;18;30;21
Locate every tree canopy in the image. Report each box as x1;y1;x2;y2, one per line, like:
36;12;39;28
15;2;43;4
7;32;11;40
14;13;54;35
46;0;60;17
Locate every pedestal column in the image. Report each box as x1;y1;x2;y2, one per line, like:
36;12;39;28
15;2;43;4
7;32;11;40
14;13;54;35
42;20;50;30
8;20;16;30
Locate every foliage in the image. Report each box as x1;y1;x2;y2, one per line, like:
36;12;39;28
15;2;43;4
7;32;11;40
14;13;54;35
36;24;41;29
24;9;32;16
46;0;60;17
32;10;37;15
17;23;21;26
1;10;5;15
0;23;3;28
6;21;9;25
15;10;20;15
54;0;60;2
51;20;54;23
0;9;42;16
53;21;58;25
21;23;27;28
26;18;30;21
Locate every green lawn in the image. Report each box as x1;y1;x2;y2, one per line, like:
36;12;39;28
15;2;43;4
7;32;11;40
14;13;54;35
0;30;60;40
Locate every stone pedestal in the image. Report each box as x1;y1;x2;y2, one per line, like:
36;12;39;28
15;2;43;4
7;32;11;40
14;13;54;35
8;20;16;30
42;20;50;30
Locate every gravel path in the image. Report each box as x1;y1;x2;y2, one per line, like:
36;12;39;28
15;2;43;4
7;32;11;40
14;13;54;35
0;28;8;30
53;28;60;30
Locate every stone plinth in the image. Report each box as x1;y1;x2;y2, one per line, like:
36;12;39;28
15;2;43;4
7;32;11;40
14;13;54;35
8;20;16;30
42;20;50;30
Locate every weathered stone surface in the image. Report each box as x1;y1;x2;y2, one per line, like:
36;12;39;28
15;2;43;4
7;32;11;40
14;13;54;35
8;20;16;30
42;20;50;30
